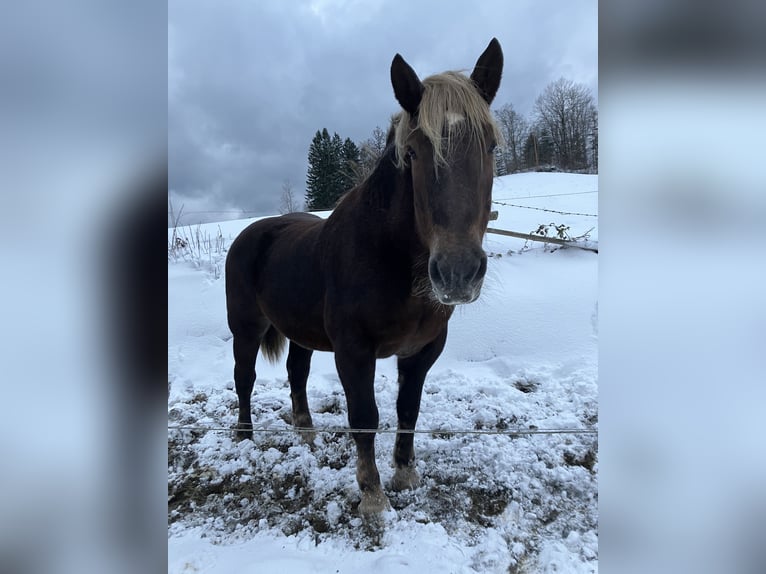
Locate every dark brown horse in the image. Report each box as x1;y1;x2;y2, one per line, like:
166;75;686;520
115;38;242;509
225;39;503;514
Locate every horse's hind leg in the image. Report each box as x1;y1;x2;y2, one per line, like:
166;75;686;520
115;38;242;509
391;327;448;491
231;322;267;441
286;341;315;442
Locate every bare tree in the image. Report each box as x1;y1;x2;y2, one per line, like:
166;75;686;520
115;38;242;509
350;125;388;185
278;179;302;214
534;78;596;171
493;103;528;173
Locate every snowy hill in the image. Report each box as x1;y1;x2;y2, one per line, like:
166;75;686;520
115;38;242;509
168;172;598;573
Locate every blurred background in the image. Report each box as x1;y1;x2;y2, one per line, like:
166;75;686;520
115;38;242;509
0;0;764;572
600;1;766;572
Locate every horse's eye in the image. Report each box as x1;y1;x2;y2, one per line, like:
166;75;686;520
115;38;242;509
406;146;417;160
488;142;498;154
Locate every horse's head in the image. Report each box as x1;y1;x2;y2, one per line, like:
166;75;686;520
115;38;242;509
390;39;503;305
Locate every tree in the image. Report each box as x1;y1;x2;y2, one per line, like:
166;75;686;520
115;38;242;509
523;124;555;170
305;128;346;210
589;108;598;173
306;125;386;209
353;125;388;184
340;137;360;193
330;132;344;202
306;129;328;210
278;179;302;214
534;78;596;171
494;144;507;177
493;103;528;173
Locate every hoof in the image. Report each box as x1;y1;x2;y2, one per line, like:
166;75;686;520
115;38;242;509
293;412;317;444
390;466;420;491
358;488;391;515
292;413;316;444
296;428;316;444
235;423;253;442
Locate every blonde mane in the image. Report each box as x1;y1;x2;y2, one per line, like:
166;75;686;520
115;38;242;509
393;71;501;169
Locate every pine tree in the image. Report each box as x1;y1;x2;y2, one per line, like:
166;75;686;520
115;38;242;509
494;145;507;177
305;129;326;210
329;133;344;205
340;137;360;192
306;129;365;210
305;128;341;210
305;130;319;209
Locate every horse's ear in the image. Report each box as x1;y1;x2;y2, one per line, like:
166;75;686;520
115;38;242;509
470;38;503;105
391;54;424;116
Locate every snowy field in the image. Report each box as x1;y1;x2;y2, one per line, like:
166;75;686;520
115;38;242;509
168;172;598;573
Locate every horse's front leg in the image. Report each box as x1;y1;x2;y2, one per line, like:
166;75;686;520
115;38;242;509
334;343;390;515
392;327;448;491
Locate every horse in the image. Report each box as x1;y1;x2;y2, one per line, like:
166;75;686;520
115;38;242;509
225;38;503;514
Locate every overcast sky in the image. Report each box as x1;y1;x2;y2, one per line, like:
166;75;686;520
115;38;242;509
168;0;597;223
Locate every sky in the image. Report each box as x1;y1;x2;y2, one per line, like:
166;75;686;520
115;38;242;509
168;0;597;223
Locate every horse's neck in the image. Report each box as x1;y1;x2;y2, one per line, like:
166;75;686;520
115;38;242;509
362;163;424;250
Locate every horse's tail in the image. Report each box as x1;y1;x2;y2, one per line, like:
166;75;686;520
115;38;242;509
261;325;286;364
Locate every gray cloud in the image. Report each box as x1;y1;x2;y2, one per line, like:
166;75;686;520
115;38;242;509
169;0;597;222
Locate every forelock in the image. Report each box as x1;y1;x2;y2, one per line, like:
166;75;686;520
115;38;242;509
393;71;501;169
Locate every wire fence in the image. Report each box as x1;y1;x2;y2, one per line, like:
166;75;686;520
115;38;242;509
491;200;597;218
493;190;598;201
168;424;597;437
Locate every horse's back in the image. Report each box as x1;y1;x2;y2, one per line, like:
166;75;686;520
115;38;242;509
227;213;323;271
226;213;331;350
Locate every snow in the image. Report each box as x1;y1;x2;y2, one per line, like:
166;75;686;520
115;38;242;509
168;172;598;573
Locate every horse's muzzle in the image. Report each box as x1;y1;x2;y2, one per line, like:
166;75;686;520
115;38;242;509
428;249;487;305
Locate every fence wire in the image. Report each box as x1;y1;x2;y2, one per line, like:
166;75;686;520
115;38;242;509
493;190;598;201
168;424;597;437
491;200;597;218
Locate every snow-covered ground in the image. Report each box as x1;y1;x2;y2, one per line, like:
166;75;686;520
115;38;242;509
168;172;598;573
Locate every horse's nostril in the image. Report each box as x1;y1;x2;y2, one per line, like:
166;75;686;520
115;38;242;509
476;254;487;281
464;257;480;284
429;257;446;287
